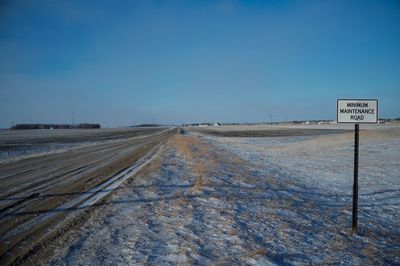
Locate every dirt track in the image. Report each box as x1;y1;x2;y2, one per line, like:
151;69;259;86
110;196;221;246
0;127;175;265
0;127;165;154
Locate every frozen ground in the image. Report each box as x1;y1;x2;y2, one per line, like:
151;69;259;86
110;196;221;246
200;126;400;203
0;142;90;163
0;128;174;265
0;137;151;163
0;128;164;163
44;127;399;265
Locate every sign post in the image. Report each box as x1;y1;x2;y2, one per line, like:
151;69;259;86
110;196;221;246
337;99;378;233
352;123;359;232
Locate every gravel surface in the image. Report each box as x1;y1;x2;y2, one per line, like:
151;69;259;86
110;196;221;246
0;128;174;265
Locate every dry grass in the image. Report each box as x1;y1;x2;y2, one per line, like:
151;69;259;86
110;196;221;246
193;175;203;192
248;248;268;258
166;135;218;192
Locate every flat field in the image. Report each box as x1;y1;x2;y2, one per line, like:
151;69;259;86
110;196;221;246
1;124;399;265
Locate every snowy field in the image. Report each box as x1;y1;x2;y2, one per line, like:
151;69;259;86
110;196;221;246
43;125;399;265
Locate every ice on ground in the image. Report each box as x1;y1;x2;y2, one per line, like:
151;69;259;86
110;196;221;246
46;129;399;265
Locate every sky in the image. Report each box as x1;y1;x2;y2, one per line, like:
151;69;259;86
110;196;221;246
0;0;399;127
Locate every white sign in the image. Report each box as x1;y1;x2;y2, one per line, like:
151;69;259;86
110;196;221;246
337;99;378;123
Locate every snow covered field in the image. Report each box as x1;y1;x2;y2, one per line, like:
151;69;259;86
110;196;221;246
44;126;399;265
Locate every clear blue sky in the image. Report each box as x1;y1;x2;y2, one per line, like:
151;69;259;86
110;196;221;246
1;0;399;127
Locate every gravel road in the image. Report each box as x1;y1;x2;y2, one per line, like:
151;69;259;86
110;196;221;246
0;127;175;265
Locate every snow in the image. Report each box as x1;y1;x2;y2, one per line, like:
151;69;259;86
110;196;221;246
45;128;399;265
0;130;166;163
0;143;84;163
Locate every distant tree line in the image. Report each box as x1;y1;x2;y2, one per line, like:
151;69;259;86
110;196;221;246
77;123;101;129
132;124;160;127
10;123;101;130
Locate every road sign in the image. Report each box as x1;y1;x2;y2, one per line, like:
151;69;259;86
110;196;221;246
336;99;378;234
337;99;378;123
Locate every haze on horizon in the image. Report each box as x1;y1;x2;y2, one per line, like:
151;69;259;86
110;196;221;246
1;0;399;128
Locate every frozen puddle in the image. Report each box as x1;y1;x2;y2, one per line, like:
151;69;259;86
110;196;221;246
46;132;399;265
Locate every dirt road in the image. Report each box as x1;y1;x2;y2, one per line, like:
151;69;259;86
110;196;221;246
0;127;175;264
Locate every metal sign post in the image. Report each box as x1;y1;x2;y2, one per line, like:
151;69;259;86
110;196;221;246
337;99;378;234
352;123;359;232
